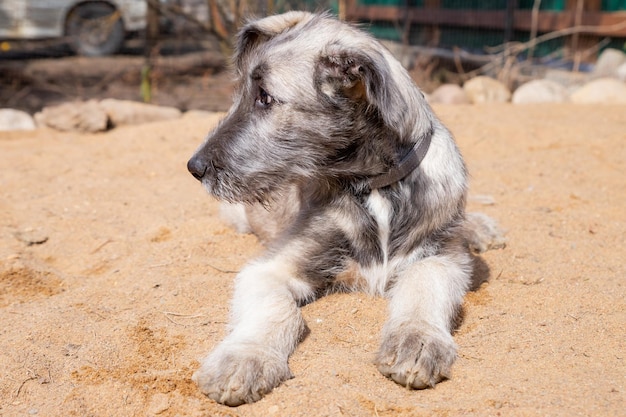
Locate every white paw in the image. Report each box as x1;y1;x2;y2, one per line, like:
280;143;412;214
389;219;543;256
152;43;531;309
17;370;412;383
193;343;292;406
375;324;457;389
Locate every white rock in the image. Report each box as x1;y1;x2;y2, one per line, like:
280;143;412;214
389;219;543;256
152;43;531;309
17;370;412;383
570;78;626;104
463;76;511;103
429;84;470;104
0;109;36;131
512;79;569;104
99;99;181;127
592;48;626;78
544;68;588;89
616;62;626;82
35;100;108;133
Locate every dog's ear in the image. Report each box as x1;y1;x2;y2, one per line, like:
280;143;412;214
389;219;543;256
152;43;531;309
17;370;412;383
315;44;408;131
235;11;314;71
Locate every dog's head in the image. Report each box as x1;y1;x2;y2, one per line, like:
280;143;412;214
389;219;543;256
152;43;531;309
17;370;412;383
187;12;433;203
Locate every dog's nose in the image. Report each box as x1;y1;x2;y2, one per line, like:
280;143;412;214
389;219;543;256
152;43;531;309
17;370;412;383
187;155;207;181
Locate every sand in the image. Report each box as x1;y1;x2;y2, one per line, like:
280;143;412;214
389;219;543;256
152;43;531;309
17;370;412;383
0;104;624;417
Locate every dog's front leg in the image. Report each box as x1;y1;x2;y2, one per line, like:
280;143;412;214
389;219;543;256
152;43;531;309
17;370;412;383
193;256;314;406
375;249;471;389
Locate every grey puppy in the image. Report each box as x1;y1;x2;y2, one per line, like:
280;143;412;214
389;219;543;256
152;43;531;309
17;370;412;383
187;11;504;406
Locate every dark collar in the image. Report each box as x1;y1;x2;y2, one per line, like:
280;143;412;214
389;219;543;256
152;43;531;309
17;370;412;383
368;130;432;189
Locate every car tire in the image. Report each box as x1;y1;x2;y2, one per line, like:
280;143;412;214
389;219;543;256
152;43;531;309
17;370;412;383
65;2;125;56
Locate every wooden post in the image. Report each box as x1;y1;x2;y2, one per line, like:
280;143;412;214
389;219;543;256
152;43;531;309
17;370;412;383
567;0;603;67
338;0;346;21
143;0;160;103
505;0;517;43
424;0;442;47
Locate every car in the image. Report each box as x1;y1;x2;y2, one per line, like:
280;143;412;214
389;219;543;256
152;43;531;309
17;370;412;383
0;0;147;56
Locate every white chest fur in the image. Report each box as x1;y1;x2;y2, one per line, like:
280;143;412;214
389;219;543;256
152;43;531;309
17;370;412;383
360;190;398;295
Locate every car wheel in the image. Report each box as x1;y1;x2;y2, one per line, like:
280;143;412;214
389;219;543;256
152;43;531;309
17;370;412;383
65;2;125;56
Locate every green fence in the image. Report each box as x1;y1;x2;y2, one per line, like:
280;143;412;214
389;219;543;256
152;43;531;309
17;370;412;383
351;0;626;60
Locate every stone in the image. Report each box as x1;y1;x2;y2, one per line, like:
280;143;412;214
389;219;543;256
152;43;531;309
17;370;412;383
543;68;589;89
512;79;569;104
617;62;626;82
570;78;626;104
99;99;181;127
592;48;626;79
0;109;36;131
34;100;108;133
429;84;470;104
463;76;511;103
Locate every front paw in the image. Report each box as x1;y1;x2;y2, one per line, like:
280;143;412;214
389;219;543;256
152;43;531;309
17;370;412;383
375;324;457;390
192;343;292;406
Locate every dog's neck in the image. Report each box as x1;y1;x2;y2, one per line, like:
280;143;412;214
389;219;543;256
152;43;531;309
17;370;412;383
367;129;433;190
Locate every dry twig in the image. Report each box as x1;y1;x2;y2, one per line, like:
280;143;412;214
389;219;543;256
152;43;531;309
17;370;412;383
456;19;626;84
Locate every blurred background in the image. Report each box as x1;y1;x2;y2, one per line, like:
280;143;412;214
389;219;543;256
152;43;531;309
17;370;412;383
1;0;625;114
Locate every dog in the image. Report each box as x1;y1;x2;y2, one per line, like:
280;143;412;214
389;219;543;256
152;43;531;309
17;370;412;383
187;11;505;406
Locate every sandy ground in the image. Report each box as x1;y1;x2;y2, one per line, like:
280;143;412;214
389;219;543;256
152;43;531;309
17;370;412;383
0;104;624;417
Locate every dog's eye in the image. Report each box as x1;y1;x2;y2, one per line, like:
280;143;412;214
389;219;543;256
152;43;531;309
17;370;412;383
255;88;273;109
